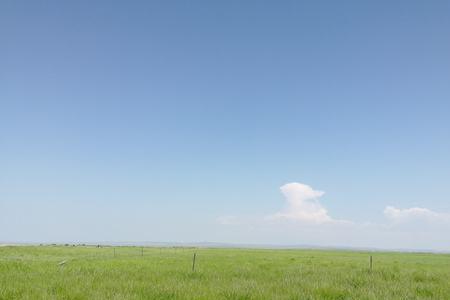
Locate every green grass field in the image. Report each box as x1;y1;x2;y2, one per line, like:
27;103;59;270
1;246;449;299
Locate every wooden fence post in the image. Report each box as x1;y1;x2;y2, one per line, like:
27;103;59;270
192;253;197;272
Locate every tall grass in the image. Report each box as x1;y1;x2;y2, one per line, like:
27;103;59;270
1;246;449;299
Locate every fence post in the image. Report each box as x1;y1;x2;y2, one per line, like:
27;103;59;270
370;255;373;271
192;253;197;272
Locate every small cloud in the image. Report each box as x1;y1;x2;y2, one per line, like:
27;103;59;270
384;206;450;224
215;184;450;250
270;182;339;224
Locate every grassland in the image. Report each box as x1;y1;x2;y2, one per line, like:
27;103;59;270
0;245;449;299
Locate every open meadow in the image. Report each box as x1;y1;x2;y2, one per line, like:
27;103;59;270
0;245;449;299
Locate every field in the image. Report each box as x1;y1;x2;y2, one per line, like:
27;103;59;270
1;246;449;299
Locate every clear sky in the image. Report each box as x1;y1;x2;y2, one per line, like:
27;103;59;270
2;1;450;250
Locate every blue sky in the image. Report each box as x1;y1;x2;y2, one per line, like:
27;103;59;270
2;1;450;250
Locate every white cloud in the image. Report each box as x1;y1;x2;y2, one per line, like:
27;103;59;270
215;183;450;250
384;206;450;224
271;182;336;224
